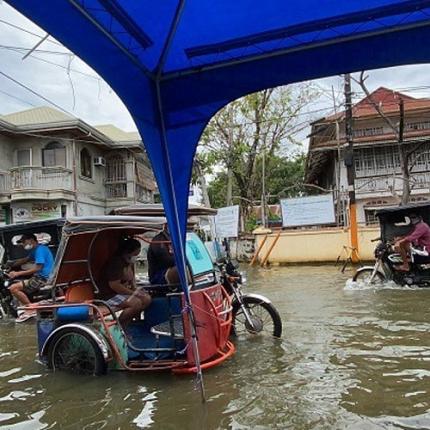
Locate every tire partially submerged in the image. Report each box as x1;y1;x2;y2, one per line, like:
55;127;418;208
233;296;282;338
353;269;385;285
46;327;107;376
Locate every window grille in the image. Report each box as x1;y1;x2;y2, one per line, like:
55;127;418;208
406;121;430;131
353;127;383;138
365;209;379;226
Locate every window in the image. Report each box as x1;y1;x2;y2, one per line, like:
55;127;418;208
406;121;430;131
17;149;31;166
80;148;92;178
365;209;379;226
106;154;127;198
106;154;126;182
353;127;383;138
42;141;66;167
354;146;401;178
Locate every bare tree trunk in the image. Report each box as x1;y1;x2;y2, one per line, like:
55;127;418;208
226;167;232;206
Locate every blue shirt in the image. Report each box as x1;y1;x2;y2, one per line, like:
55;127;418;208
28;244;54;279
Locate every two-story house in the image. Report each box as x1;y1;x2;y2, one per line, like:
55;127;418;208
0;106;156;224
305;87;430;226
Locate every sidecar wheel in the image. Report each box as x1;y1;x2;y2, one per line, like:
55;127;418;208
47;327;107;376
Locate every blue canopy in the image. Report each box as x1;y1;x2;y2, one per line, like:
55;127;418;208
6;0;430;297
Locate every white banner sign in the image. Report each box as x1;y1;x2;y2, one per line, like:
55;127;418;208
214;205;240;238
280;194;336;227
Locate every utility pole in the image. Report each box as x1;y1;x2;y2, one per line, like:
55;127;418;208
344;73;359;261
261;146;266;227
398;98;409;205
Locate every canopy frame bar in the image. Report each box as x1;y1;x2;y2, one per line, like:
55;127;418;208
155;0;186;80
68;0;155;80
160;18;430;81
185;0;430;58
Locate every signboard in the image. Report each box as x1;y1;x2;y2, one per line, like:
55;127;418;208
280;194;335;227
214;205;240;238
12;202;61;223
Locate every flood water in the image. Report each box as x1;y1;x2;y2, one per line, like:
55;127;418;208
2;265;430;429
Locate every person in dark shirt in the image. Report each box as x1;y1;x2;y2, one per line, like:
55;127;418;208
99;238;151;327
147;224;190;285
395;213;430;271
147;225;182;285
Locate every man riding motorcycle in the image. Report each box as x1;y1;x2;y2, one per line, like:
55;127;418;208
394;213;430;272
7;233;54;322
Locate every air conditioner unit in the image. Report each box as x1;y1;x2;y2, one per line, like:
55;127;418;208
93;156;106;167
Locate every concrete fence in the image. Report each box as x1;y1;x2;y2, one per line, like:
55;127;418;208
254;226;380;264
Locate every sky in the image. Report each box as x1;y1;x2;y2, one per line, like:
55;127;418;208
2;3;430;140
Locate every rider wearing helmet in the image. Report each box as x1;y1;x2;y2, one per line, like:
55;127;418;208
394;213;430;271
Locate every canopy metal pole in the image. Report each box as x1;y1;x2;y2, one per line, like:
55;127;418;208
154;79;206;403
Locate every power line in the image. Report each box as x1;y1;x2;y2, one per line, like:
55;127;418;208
0;69;75;117
0;89;37;108
0;44;73;56
0;44;102;82
0;18;63;46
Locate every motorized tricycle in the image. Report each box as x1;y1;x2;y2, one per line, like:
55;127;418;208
0;218;64;318
353;203;430;287
29;215;232;375
28;212;281;376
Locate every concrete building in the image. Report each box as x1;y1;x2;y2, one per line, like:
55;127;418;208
305;87;430;226
0;106;156;224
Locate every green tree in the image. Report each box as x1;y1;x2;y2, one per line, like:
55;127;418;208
199;84;316;223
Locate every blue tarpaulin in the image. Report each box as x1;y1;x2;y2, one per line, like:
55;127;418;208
6;0;430;303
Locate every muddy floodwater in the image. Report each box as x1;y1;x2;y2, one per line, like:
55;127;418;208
2;265;430;429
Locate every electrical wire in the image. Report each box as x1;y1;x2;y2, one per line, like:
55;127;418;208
0;89;37;107
0;18;63;46
0;69;75;117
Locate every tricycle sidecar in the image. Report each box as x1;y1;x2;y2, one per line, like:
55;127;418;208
33;216;234;375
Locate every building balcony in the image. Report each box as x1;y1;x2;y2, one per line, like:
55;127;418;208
355;171;430;196
8;166;74;201
0;171;11;195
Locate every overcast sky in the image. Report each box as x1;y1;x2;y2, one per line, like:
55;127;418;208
2;3;430;138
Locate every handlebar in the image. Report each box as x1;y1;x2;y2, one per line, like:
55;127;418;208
371;237;381;242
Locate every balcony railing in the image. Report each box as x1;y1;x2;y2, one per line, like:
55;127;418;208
105;182;127;198
10;166;73;191
0;171;11;194
356;172;430;194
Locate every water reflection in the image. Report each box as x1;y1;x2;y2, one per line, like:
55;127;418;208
1;266;430;428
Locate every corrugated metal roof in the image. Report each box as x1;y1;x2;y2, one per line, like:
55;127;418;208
1;106;74;126
94;124;140;142
325;87;430;122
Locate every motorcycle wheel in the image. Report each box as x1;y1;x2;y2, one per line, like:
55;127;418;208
353;269;385;285
47;327;107;376
0;296;18;319
233;296;282;338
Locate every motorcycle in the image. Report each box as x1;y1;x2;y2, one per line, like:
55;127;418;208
217;240;282;337
0;266;18;318
353;238;430;287
0;265;53;319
